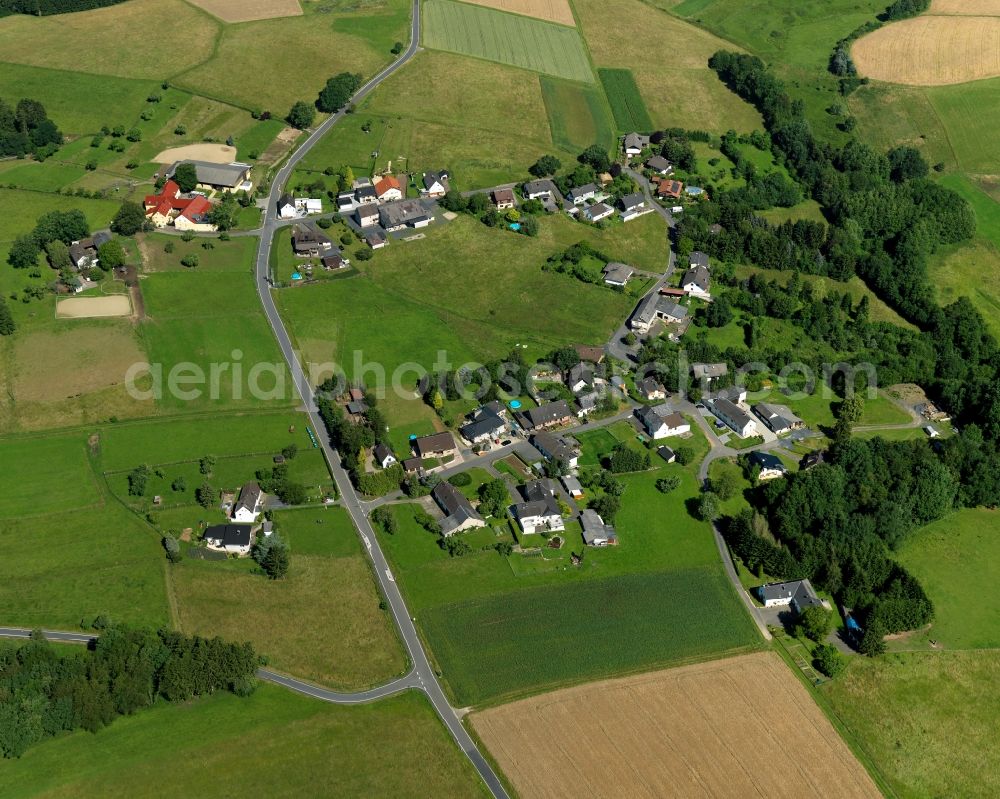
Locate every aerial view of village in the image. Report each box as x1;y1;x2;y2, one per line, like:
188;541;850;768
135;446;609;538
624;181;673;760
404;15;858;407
0;0;998;796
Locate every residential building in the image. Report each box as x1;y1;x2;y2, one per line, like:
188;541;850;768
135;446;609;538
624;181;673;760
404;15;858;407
580;508;617;546
356;204;380;227
692;362;728;382
682;264;711;298
800;451;825;470
757;579;824;613
401;456;423;473
374;443;396;469
322;252;346;270
491;188;516;210
619;192;646;221
143;180;215;231
172;195;214;232
645;155;672;175
356;184;378;205
636;406;689;439
656;178;683;200
566;183;596;205
203;524;253;555
512;480;564;535
622;132;650;157
412;431;456;458
582;202;614;223
365;230;387;250
567;362;596;394
523;179;556;199
517;400;574;431
277;194;297;219
710;397;758;437
232;482;263;523
379;199;433;232
337;192;356;212
752;403;804;434
433;482;486;536
576;390;600;418
750;451;787;480
421;170;450;198
68;231;110;270
689;251;710;269
291;224;334;256
460;405;506;444
295;198;323;215
603;262;635;287
532;431;579;469
165;160;252;192
637;377;666;401
561;475;584;499
574;344;605;364
629;295;688;333
374;175;403;202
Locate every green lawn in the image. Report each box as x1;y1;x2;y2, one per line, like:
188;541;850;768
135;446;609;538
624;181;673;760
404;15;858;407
422;0;594;83
896;508;1000;650
0;686;489;799
0;433;99;519
139;233;259;273
821;651;1000;799
758;199;825;225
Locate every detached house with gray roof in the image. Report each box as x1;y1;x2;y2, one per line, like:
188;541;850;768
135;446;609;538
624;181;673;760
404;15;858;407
433;482;486;536
511;479;564;535
757;579;824;613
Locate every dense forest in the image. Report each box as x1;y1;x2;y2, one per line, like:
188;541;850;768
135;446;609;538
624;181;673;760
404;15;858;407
0;627;259;758
0;97;62;158
0;0;127;15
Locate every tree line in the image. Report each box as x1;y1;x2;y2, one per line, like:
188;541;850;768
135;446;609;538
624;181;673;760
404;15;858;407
0;626;258;758
0;96;62;159
0;0;126;14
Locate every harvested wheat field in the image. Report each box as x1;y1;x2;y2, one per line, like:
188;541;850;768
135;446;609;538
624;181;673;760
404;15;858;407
188;0;302;22
457;0;575;26
472;652;880;799
930;0;1000;14
56;295;132;319
154;143;237;164
852;16;1000;85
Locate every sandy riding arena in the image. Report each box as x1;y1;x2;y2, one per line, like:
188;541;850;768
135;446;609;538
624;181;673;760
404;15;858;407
471;652;880;799
457;0;575;26
852;15;1000;85
56;295;132;319
187;0;302;22
153;143;237;165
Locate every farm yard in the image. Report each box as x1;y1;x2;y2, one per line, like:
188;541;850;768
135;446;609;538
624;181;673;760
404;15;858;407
473;652;880;798
0;687;489;799
457;0;576;26
421;0;595;82
851;15;1000;85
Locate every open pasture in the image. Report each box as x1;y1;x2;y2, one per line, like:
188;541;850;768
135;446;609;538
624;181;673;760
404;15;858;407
421;0;594;82
0;433;97;519
456;0;575;25
852;16;1000;86
419;567;760;705
189;0;303;22
473;651;880;798
0;687;489;799
539;77;616;154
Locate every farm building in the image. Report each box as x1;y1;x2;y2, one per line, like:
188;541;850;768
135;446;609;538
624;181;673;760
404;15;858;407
165;160;252;192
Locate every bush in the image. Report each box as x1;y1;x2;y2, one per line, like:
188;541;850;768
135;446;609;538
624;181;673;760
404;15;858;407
355;248;373;261
180;254;199;268
674;446;694;466
813;644;845;677
448;472;472;487
371;507;398;535
655;476;681;493
608;443;650;473
797;605;833;642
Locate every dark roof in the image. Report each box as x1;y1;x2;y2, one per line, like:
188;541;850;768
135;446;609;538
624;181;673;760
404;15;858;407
689;251;710;268
657;445;675;461
413;431;455;456
682;264;710;292
92;230;112;247
432;481;483;532
278;193;294;209
523;179;556;196
567;183;596;200
580;509;616;544
519;400;573;429
204;524;252;548
233;482;262;515
712;397;755;429
619;192;645;211
460;412;505;441
374;443;394;463
636;405;663;432
638;377;663;396
532;431;576;462
603;262;634;283
800;451;825;469
365;230;387;246
168;160;250;188
347;400;369;415
380;199;431;228
402;456;422;472
291;224;333;253
646;155;671;171
757;579;822;610
750;451;785;471
356;185;377;201
583;202;613;219
423;171;448;189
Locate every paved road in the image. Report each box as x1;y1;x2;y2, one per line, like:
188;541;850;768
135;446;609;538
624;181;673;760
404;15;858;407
246;6;508;796
0;626;97;645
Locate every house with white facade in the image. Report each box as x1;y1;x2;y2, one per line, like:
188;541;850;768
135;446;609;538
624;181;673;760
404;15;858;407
636;406;690;439
757;579;824;613
203;524;253;555
231;482;264;523
511;480;564;535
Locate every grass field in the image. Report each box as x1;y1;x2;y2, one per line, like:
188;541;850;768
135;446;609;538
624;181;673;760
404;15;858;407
420;567;760;705
422;0;594;82
852;15;1000;86
574;0;762;132
173;508;406;690
598;68;654;132
0;686;489;799
895;508;1000;650
138;233;259;273
759;198;826;225
822;651;1000;799
539;76;616;153
0;433;98;519
276;214;666;375
474;651;880;798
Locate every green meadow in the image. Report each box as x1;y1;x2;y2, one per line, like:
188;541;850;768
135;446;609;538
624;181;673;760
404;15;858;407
598;68;654;132
540;76;616;153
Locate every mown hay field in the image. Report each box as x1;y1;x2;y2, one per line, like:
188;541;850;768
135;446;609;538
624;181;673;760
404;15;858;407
852;16;1000;85
930;0;1000;13
188;0;303;22
421;0;594;82
456;0;575;26
473;651;880;799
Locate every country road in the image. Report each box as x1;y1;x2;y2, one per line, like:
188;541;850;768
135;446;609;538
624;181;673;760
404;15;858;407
246;4;509;796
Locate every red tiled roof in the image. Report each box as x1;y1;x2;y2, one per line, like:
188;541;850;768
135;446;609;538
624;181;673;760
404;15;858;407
374;175;402;197
179;195;211;221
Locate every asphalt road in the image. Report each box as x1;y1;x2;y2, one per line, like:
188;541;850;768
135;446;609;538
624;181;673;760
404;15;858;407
247;5;509;796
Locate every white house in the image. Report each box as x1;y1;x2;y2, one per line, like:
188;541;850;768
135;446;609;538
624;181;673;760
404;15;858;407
295;198;323;215
757;579;824;613
374;175;403;202
231;482;264;523
433;482;486;536
580;509;617;546
682;264;711;298
710;398;758;438
512;481;564;535
277;194;297;219
603;262;634;287
523;179;556;200
582;202;614;223
203;524;253;555
619;192;646;221
374;443;397;469
356;205;380;227
636;406;690;439
421;170;449;198
749;451;787;480
532;431;579;470
622;132;650;158
566;183;597;205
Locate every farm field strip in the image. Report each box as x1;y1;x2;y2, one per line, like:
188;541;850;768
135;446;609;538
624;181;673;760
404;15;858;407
422;0;595;82
598;68;654;132
473;651;880;799
455;0;575;25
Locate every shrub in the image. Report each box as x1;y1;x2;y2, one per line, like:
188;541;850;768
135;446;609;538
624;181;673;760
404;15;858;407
448;472;472;487
813;644;845;677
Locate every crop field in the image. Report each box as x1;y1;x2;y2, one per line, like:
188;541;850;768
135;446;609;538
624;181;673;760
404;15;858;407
473;651;880;798
574;0;762;132
458;0;575;25
598;68;654;132
931;0;1000;11
422;0;594;83
896;509;1000;649
0;686;489;799
0;434;99;519
851;16;1000;86
539;77;616;153
173;535;406;690
190;0;303;22
823;651;1000;799
420;567;759;705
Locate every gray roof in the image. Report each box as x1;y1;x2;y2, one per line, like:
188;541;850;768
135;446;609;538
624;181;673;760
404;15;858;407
356;185;377;201
603;262;634;283
561;475;582;492
750;451;785;471
234;482;263;515
692;362;728;379
168;160;250;188
379;199;431;228
576;390;600;411
532;431;576;463
711;398;755;429
567;183;597;201
753;403;803;433
638;377;664;396
620;192;645;211
584;202;613;220
423;171;448;190
636;405;664;432
460;412;505;441
580;509;616;544
519;400;573;429
656;298;688;321
757;579;822;610
433;482;483;533
92;230;112;247
523;179;556;196
623;132;649;151
646;155;671;171
689;251;710;268
682;264;710;292
374;443;394;463
568;362;594;387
